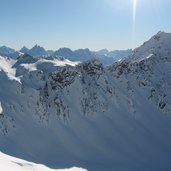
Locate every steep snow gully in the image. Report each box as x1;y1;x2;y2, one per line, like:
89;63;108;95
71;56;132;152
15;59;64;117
0;32;171;171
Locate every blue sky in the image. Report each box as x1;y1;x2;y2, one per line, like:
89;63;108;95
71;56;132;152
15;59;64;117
0;0;171;50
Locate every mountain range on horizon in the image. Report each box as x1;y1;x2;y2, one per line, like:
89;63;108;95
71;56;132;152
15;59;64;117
0;31;171;171
0;44;132;65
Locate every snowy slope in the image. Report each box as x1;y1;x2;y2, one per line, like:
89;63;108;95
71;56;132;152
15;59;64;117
0;152;87;171
0;56;20;82
131;31;171;62
0;32;171;171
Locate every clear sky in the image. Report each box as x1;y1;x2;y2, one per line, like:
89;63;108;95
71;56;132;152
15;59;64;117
0;0;171;51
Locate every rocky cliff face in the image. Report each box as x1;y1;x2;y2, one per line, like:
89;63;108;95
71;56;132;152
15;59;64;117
0;32;171;171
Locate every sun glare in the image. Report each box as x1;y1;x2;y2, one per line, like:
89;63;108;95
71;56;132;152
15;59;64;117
132;0;137;49
133;0;137;24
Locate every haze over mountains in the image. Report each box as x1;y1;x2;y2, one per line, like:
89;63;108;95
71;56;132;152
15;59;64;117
0;45;131;65
0;31;171;171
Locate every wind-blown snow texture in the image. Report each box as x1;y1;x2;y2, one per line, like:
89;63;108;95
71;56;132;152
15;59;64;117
0;31;171;171
0;152;87;171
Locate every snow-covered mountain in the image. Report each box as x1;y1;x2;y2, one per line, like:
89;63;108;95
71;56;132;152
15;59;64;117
53;48;95;61
26;45;48;58
0;46;22;59
19;46;54;57
0;31;171;171
53;48;131;65
20;46;29;54
0;46;15;55
132;31;171;62
96;48;132;59
95;48;131;66
0;45;131;65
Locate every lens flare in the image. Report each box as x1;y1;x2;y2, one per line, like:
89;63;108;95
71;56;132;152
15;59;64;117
133;0;137;25
132;0;137;49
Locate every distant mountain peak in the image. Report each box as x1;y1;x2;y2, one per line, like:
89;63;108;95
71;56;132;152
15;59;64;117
21;45;28;49
20;46;29;53
27;45;48;57
31;44;45;50
152;31;170;40
0;45;15;55
156;30;166;35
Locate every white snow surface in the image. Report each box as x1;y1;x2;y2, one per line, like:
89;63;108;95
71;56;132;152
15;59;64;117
0;102;2;114
21;58;80;72
0;152;87;171
0;56;20;82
